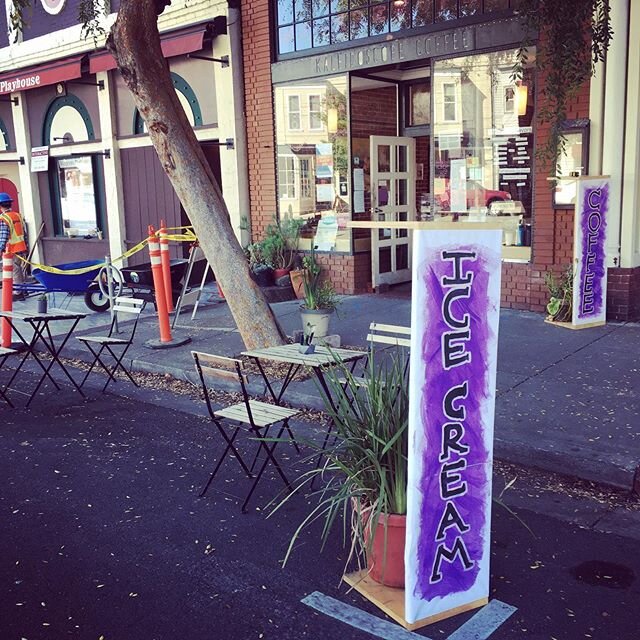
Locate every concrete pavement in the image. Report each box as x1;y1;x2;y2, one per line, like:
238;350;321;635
8;286;640;491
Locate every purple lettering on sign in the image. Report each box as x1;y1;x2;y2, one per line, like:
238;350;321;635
415;247;493;599
579;185;608;318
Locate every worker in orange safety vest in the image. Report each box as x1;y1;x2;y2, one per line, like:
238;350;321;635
0;192;28;293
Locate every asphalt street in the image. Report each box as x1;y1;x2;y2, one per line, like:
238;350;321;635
0;374;638;640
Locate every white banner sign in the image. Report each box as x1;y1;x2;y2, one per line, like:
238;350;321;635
572;176;609;327
30;146;49;173
405;229;502;624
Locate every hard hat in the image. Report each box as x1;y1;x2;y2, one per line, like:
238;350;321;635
0;192;12;205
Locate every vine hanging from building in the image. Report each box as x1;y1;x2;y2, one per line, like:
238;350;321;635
513;0;613;171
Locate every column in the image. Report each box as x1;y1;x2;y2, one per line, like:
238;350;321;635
96;70;128;264
601;0;630;268
620;0;640;268
212;6;251;247
12;92;43;263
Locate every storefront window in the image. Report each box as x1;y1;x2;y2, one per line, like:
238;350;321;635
274;75;350;252
275;0;518;55
432;48;536;261
55;155;101;238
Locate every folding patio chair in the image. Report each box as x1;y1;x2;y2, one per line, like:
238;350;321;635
338;322;411;389
0;347;18;407
192;350;300;512
77;297;146;392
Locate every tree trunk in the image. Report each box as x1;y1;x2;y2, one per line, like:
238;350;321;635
107;0;285;350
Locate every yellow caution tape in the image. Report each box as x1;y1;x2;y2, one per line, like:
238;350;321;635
15;227;198;276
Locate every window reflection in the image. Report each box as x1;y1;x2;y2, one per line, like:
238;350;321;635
276;0;518;54
432;48;536;261
274;76;351;252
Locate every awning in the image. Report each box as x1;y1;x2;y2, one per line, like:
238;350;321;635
0;55;84;95
89;23;210;75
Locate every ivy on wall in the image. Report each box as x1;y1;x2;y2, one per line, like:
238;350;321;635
513;0;613;171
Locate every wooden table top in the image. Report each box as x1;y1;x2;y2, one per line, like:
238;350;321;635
241;343;364;368
0;309;87;322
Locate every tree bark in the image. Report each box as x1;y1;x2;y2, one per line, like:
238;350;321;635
107;0;286;349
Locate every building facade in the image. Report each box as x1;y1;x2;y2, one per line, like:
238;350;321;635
0;0;249;267
242;0;640;320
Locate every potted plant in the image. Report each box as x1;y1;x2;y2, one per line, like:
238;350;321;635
545;266;573;323
246;241;274;288
261;217;303;284
299;248;339;339
271;351;409;587
36;293;48;314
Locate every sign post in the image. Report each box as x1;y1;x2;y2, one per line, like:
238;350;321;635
571;176;610;328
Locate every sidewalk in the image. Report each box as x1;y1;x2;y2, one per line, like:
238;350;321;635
13;287;640;491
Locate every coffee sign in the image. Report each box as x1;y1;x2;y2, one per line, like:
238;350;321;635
406;229;501;624
572;176;610;327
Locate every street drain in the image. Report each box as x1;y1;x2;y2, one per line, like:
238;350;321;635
570;560;636;589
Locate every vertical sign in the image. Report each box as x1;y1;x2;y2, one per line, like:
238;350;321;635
405;229;502;624
572;176;609;327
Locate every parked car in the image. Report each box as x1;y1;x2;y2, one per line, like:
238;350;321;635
436;179;512;211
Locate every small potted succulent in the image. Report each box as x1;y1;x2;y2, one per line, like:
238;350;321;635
545;266;573;323
246;242;273;288
36;293;48;314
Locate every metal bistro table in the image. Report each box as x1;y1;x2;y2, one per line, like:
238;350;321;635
241;343;366;465
0;309;87;406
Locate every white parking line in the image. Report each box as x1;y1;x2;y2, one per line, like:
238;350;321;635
447;599;517;640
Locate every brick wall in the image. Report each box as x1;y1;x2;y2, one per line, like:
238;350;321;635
241;0;277;240
501;64;592;313
607;267;640;321
242;7;640;315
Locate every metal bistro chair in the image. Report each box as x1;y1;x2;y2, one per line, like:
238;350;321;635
77;296;146;392
339;322;412;389
0;347;18;407
192;350;300;512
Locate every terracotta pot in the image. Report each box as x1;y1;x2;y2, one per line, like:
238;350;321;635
289;269;305;299
366;513;406;588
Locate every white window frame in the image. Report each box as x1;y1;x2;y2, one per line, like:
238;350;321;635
308;94;323;131
443;82;458;122
279;155;296;199
299;157;312;199
287;95;302;131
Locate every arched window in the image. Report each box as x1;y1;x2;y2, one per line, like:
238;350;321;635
133;72;203;134
43;95;95;146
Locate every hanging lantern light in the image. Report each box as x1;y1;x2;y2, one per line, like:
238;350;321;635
327;107;339;133
515;82;528;116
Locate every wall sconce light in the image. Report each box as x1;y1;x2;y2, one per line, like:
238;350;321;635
516;82;528;117
393;0;406;6
327;107;338;133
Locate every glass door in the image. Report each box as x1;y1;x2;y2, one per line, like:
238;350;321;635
370;135;416;288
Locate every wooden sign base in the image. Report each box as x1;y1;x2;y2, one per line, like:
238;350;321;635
343;570;487;631
544;318;606;330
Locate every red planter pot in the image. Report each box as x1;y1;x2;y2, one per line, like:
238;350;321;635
273;268;291;281
366;513;406;588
